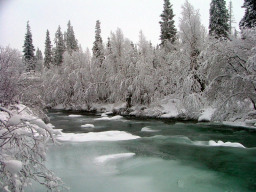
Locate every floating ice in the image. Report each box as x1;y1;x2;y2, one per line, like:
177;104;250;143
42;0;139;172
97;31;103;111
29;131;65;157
57;131;140;142
95;115;123;121
208;140;245;148
141;127;159;132
81;124;95;128
68;114;82;117
95;153;135;163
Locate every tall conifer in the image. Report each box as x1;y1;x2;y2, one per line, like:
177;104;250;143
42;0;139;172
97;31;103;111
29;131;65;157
159;0;177;45
66;20;78;54
92;20;104;65
209;0;229;38
54;26;65;66
23;21;35;71
239;0;256;29
44;30;52;69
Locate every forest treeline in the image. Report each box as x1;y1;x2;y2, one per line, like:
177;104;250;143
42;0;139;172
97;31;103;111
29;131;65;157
1;0;256;121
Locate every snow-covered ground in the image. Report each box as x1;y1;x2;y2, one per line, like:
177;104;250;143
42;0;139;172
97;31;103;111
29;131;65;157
198;108;216;122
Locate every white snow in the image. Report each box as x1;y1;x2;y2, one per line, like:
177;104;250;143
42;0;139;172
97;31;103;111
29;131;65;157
94;115;123;121
0;111;9;122
47;123;55;128
194;140;245;148
161;112;178;118
7;114;23;126
56;131;140;142
4;186;11;192
141;127;159;132
198;108;216;122
159;99;179;118
30;119;49;130
53;104;64;110
4;160;23;174
95;153;135;163
101;113;108;117
81;124;95;128
130;97;184;118
68;114;82;117
208;140;245;148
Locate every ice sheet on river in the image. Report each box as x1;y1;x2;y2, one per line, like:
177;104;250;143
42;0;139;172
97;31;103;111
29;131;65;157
148;135;246;148
194;140;245;148
141;127;160;132
68;114;82;117
81;124;95;128
94;115;123;121
57;131;140;142
95;153;135;163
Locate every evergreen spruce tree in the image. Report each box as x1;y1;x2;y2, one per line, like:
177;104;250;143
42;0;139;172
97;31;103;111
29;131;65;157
23;21;35;71
106;37;112;54
36;48;43;60
209;0;229;38
35;48;43;72
54;26;65;66
44;30;52;69
66;20;78;54
239;0;256;29
159;0;177;45
92;20;104;65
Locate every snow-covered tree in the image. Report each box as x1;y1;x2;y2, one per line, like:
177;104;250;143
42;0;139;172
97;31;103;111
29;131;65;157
179;0;206;97
66;20;78;54
179;0;206;71
44;30;52;69
0;47;23;105
92;20;104;66
23;21;35;71
200;27;256;121
239;0;256;29
209;0;229;38
159;0;177;45
53;26;65;66
0;105;66;192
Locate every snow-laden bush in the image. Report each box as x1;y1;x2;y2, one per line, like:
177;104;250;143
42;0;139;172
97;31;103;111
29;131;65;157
0;47;24;105
0;104;66;192
201;28;256;121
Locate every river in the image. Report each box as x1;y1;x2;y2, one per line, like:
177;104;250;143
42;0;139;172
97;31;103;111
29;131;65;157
28;110;256;192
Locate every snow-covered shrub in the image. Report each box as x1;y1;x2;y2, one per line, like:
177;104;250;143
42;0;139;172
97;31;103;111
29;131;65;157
0;104;66;191
0;47;24;105
201;28;256;121
42;50;96;109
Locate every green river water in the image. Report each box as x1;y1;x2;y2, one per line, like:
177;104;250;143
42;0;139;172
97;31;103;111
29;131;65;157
27;110;256;192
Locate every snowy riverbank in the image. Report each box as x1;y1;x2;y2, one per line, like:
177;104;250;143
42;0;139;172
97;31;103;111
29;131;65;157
51;97;256;130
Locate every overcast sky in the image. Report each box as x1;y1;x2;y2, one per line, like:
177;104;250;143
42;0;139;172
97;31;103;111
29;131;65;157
0;0;244;52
